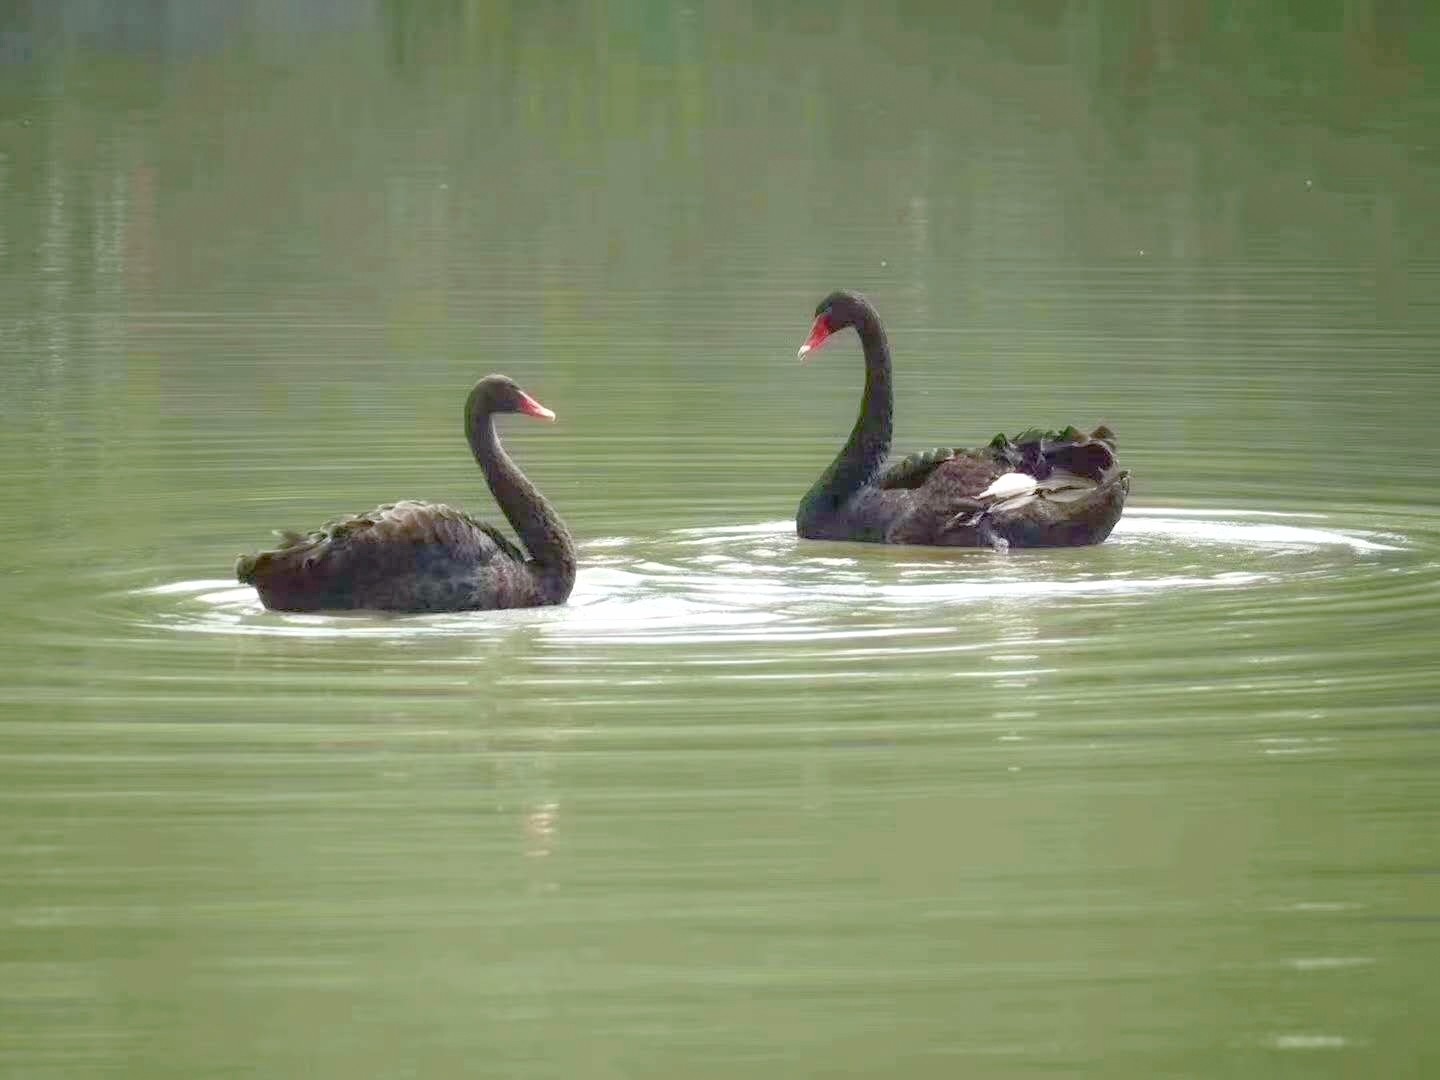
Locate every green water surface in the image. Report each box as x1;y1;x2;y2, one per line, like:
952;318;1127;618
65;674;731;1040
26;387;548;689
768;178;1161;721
2;2;1438;1076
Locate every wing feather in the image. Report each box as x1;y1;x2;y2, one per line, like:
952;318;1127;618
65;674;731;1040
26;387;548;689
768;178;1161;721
237;500;525;609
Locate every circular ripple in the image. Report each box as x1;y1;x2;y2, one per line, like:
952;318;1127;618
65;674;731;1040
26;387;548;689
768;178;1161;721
123;508;1419;645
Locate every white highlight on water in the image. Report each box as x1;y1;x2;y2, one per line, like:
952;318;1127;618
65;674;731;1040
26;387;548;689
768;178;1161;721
138;508;1406;639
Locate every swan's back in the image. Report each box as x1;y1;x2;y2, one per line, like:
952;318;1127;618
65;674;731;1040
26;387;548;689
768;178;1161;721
237;500;536;612
883;426;1128;547
804;425;1128;546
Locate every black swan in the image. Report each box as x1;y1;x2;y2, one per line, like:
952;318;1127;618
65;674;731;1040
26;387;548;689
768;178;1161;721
236;374;575;612
795;290;1130;549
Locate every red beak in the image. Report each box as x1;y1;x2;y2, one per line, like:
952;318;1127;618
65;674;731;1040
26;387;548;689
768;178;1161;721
517;390;556;421
797;314;833;362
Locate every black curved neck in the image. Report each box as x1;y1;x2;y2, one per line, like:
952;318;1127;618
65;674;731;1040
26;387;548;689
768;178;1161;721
799;315;893;521
467;410;576;601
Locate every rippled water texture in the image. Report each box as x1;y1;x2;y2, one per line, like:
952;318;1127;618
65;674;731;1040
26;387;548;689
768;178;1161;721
3;2;1440;1077
148;511;1402;641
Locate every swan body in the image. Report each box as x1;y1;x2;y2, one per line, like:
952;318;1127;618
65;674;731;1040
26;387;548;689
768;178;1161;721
236;375;574;612
795;291;1129;549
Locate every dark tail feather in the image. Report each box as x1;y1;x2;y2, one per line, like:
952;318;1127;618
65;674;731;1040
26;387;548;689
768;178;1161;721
1046;440;1116;482
995;425;1119;483
235;553;258;584
235;544;334;611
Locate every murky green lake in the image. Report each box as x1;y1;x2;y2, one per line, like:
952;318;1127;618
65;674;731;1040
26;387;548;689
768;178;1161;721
3;2;1439;1076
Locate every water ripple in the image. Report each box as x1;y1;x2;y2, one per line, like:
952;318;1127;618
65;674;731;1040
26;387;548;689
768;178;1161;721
126;508;1416;644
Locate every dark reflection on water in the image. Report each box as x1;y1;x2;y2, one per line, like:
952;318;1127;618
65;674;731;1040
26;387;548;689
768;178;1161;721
3;0;1440;1076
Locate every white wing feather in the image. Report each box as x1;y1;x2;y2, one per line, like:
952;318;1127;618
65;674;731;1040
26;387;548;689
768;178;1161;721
978;472;1039;501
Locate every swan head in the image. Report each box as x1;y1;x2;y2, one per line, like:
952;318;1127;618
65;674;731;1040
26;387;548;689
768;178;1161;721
470;374;556;422
798;289;878;362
